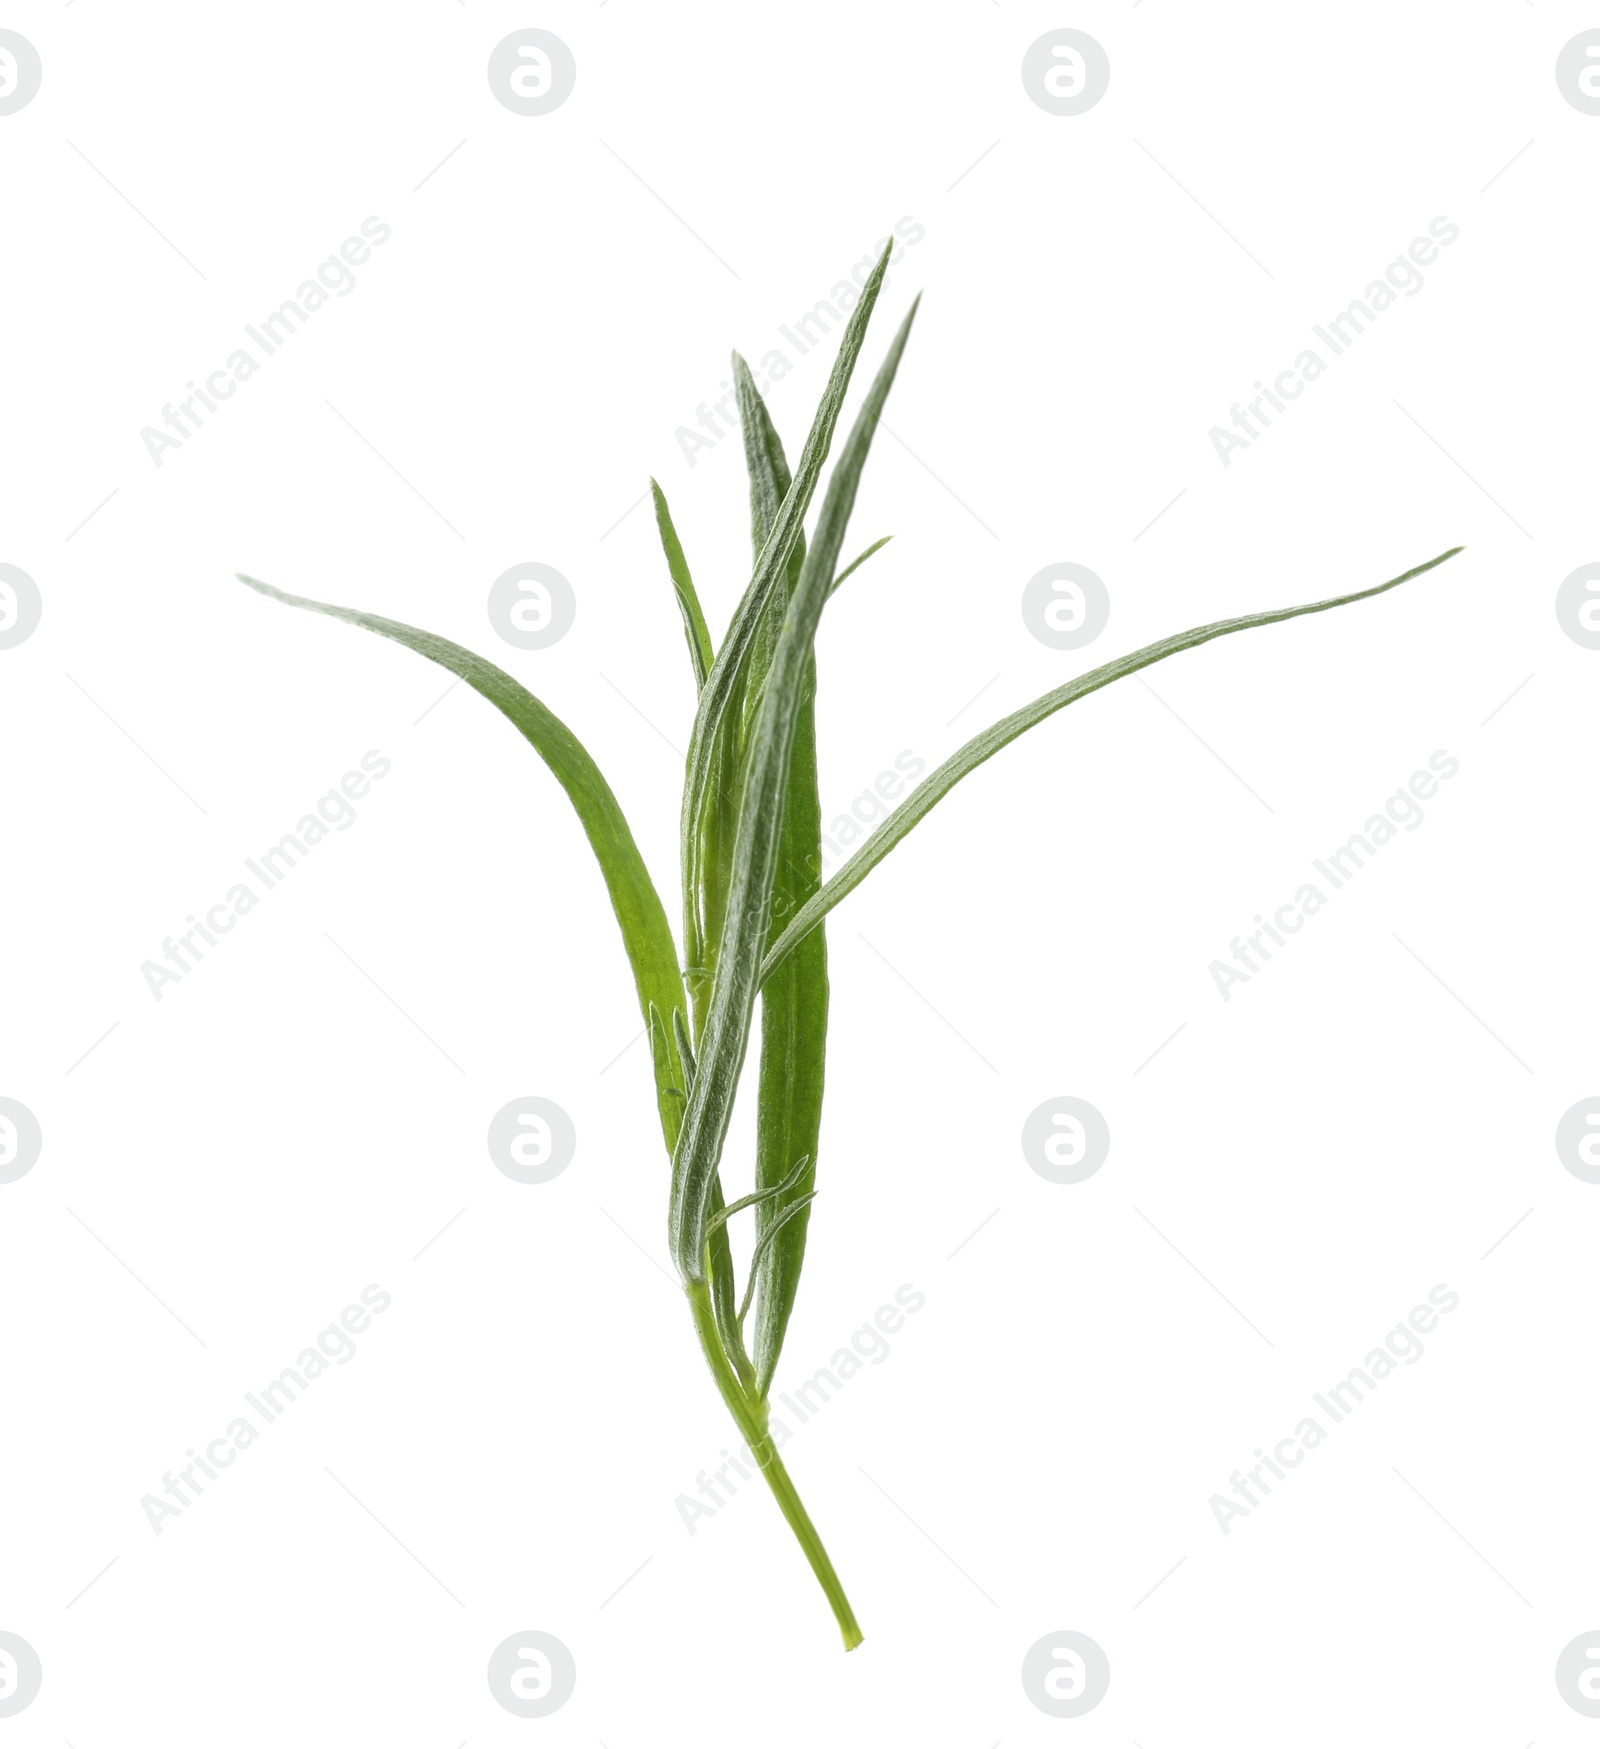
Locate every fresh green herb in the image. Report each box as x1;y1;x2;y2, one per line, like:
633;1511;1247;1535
237;239;1461;1649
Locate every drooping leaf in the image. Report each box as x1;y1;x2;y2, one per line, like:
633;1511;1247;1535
650;478;714;692
669;287;919;1287
233;577;714;1184
759;545;1467;983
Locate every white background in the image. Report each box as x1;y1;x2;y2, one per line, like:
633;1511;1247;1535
2;3;1596;1742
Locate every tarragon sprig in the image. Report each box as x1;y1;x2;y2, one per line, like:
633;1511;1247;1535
235;237;1461;1649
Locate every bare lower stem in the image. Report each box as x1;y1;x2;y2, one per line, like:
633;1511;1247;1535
686;1279;863;1650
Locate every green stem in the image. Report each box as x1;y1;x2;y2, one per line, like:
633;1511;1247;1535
686;1278;863;1650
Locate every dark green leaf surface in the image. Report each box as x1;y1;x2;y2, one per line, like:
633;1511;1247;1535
760;546;1466;983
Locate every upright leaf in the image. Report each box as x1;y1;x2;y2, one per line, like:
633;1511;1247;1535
731;357;830;1400
759;545;1467;981
829;535;893;600
669;290;919;1286
677;241;895;1041
732;352;808;738
651;999;750;1383
650;478;714;692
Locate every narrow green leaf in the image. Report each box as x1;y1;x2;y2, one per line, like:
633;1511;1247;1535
677;240;895;1041
669;285;919;1287
671;1006;697;1090
647;1000;672;1091
234;573;698;1151
729;359;831;1398
650;1003;751;1379
650;478;714;692
760;545;1467;983
703;1152;811;1239
732;349;809;744
828;535;893;599
738;1193;817;1328
733;352;806;591
703;1175;756;1396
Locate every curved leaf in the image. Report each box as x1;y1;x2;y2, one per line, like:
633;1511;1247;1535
760;546;1467;983
235;572;693;1147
